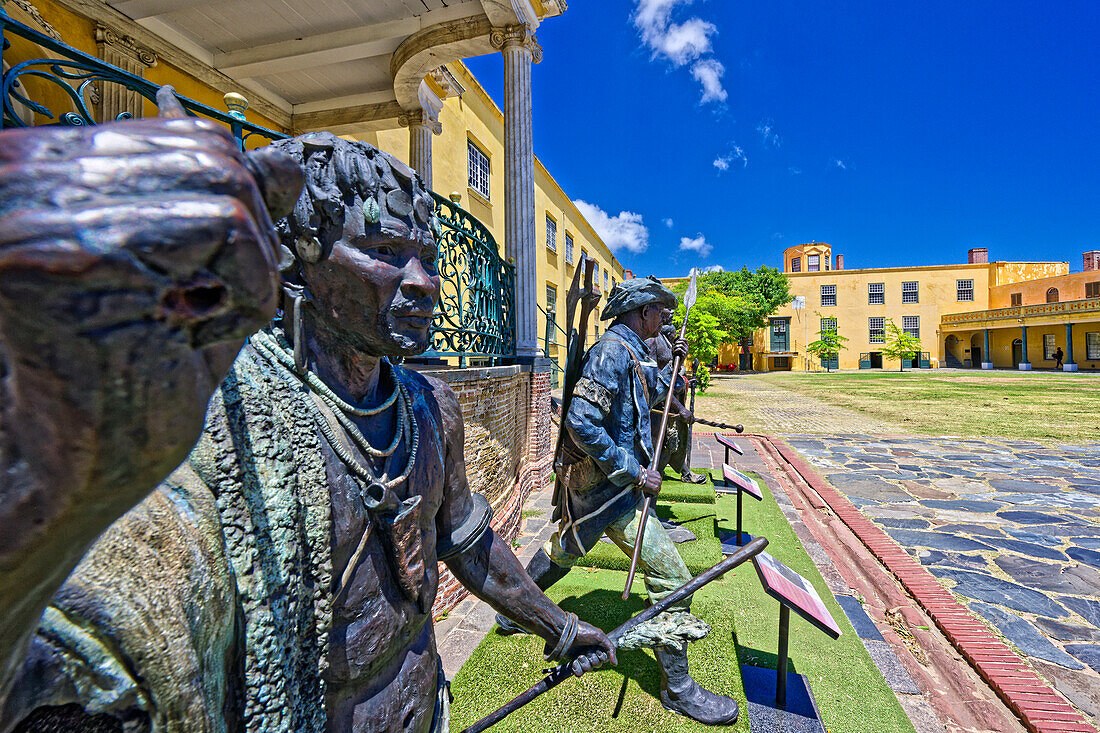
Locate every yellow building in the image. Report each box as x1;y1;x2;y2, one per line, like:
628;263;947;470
941;251;1100;372
742;243;1069;371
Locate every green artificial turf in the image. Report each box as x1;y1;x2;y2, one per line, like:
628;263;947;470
656;477;716;505
448;471;915;733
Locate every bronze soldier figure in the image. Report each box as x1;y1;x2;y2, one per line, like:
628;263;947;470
497;278;739;726
647;308;708;484
0;106;613;732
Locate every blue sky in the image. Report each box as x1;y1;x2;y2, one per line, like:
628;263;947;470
465;0;1099;278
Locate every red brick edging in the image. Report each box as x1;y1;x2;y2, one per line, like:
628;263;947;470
761;435;1096;733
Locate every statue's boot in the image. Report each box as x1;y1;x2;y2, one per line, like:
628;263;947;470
495;548;570;635
680;470;710;484
654;644;739;725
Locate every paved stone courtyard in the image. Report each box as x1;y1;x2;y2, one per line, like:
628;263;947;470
784;433;1100;720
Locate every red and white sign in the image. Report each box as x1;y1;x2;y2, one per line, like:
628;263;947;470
752;551;842;639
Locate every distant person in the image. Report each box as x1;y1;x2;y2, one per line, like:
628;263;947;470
1055;347;1065;368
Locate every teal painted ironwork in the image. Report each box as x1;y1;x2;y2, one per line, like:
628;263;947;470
537;303;565;388
0;12;287;149
427;193;516;362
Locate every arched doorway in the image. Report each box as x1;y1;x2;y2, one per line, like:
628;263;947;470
944;335;961;367
1012;339;1023;367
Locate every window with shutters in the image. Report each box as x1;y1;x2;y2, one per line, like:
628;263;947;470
868;282;885;305
1011;292;1022;306
1086;282;1100;298
820;284;836;307
869;317;885;343
1047;288;1059;303
467;140;490;200
902;281;919;304
790;257;801;272
957;279;974;301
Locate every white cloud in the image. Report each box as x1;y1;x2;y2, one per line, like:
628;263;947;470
756;119;780;147
788;166;802;175
704;264;725;273
834;159;847;170
664;217;675;228
633;0;727;105
573;199;650;254
691;59;727;104
678;233;713;258
713;144;746;172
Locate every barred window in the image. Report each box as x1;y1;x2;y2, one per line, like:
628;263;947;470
1086;282;1100;298
820;284;837;307
868;282;885;305
790;257;801;272
902;281;919;304
902;315;919;339
807;254;821;272
1044;333;1056;360
545;215;557;251
869;317;885;343
564;232;574;264
820;317;837;333
1088;332;1100;360
467;140;490;199
1011;292;1022;306
957;279;974;302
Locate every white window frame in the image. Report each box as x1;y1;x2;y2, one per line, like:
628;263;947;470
820;284;837;307
820;317;837;333
902;315;920;339
902;281;919;304
1043;333;1057;360
957;279;975;302
564;232;574;265
467;140;491;200
545;214;557;252
868;282;885;305
807;254;820;272
1088;332;1100;360
604;270;609;290
869;317;885;344
790;257;801;272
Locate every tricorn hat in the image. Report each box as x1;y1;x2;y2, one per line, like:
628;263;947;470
600;276;677;320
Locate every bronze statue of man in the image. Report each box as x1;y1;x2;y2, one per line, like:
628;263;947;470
647;308;707;484
0;102;613;732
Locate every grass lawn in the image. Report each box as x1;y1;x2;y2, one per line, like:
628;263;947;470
448;471;914;733
701;369;1100;441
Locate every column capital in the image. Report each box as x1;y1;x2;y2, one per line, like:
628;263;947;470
490;24;543;64
95;23;158;68
399;108;442;135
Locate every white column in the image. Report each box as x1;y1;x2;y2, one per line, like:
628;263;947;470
399;109;439;190
492;25;542;361
94;24;158;123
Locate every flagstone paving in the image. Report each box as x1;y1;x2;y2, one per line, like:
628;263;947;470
782;433;1100;721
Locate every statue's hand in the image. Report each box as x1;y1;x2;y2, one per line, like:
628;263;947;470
672;337;690;360
565;622;617;677
638;467;662;497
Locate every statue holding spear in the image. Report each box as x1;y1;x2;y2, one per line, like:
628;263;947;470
495;270;740;725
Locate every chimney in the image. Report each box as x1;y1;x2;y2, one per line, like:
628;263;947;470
1084;251;1100;272
835;254;844;271
968;248;988;264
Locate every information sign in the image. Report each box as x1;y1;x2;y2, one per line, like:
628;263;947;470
721;464;763;500
752;551;841;639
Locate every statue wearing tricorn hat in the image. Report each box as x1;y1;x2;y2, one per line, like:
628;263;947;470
495;271;741;725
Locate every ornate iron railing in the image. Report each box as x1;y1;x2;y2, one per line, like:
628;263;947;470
0;12;287;148
1;14;516;362
427;193;516;363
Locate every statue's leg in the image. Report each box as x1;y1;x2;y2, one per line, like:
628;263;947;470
605;505;739;726
495;532;576;635
673;420;707;484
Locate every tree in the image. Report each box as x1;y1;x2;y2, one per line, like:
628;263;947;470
882;319;923;371
670;266;792;367
805;315;848;373
672;302;727;392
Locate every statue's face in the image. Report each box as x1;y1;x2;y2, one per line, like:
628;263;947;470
661;307;675;326
301;227;440;357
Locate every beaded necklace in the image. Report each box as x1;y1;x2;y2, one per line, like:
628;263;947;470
252;331;419;491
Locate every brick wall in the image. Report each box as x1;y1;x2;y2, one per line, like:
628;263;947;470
420;364;554;616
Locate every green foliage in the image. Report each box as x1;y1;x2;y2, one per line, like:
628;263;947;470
670;266;792;347
692;364;711;393
804;314;849;372
882;319;924;371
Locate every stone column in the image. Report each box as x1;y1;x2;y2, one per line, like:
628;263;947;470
492;24;543;363
1019;325;1032;370
982;329;993;369
399;109;440;190
94;23;157;123
1065;323;1078;371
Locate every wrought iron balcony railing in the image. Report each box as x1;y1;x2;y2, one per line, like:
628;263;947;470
942;297;1100;326
1;12;517;362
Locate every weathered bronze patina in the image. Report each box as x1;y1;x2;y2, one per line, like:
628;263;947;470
0;101;612;732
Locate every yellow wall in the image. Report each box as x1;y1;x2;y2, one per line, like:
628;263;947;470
990;261;1069;288
8;1;286;137
782;242;833;273
990;269;1099;308
945;325;1100;370
368;61;626;368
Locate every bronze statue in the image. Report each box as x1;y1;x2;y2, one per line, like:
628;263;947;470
648;308;708;484
0;96;613;732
